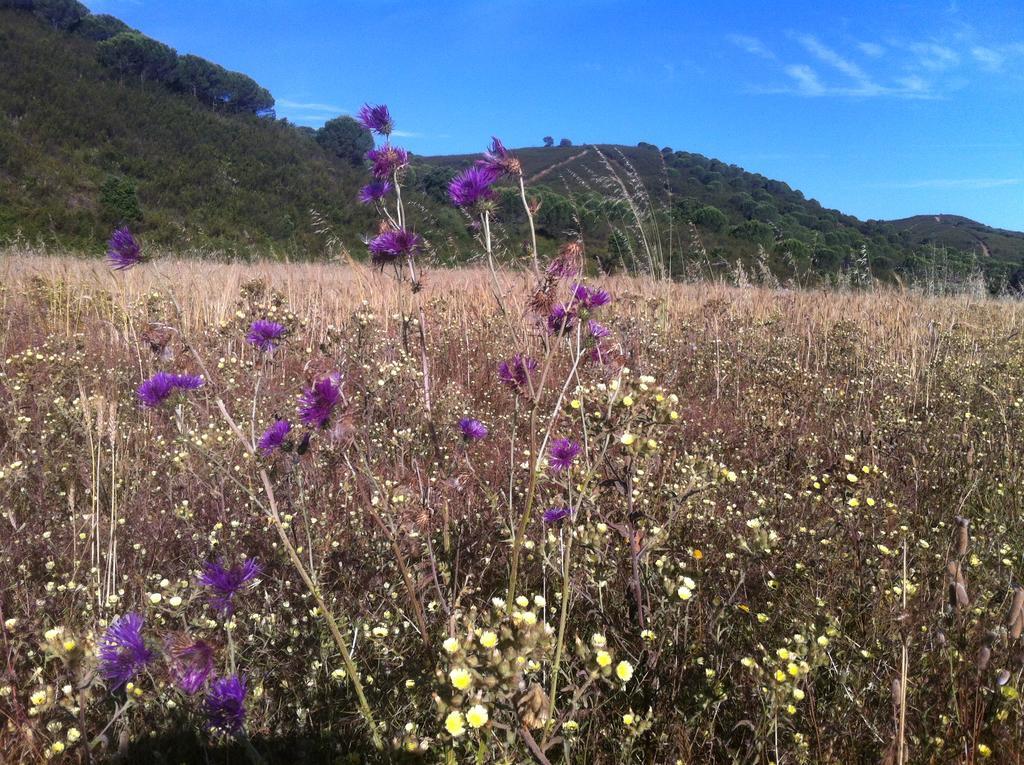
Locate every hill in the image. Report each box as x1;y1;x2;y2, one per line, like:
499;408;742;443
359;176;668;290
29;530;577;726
885;214;1024;262
1;3;1022;289
0;5;376;256
415;145;1024;288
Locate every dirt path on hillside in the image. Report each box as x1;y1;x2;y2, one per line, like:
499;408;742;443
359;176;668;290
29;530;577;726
527;148;591;183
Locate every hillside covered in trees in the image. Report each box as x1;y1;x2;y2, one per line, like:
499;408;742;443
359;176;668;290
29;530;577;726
0;2;384;255
2;1;1023;289
416;145;1024;289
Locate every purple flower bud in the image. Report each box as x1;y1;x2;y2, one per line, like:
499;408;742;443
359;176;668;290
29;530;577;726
258;419;291;454
543;507;574;524
358;180;393;205
205;675;247;735
165;636;214;695
459;418;488;441
107;227;143;270
477;136;522;177
449;165;500;208
572;284;611;310
498;354;538;393
97;613;153;690
547;305;576;335
246;320;286;352
357;103;394;136
298;372;343;428
587;320;611;339
198;559;263;615
137;372;204;408
366;145;409;179
368;229;423;265
548;438;581;472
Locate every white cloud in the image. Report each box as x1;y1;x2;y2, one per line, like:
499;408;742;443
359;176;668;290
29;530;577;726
971;46;1004;70
909;42;960;70
896;75;930;93
784;64;825;96
969;43;1024;71
728;34;776;60
276;99;347;114
858;42;886;58
737;21;1024;102
795;34;879;92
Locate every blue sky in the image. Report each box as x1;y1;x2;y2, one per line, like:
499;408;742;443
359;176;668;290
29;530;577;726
88;0;1024;230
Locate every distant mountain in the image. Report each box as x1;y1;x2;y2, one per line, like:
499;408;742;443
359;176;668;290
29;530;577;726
1;3;1021;290
416;145;1024;287
885;215;1024;262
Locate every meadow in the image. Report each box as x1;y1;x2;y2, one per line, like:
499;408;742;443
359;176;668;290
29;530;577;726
2;246;1023;764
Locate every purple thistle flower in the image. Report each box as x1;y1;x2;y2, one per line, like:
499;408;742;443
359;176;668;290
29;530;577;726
97;613;153;690
589;340;615;365
572;284;611;310
543;507;574;525
246;320;287;352
137;372;176;407
258;419;291;454
137;372;204;408
357;103;393;136
205;675;247;735
547;304;576;335
107;227;143;270
548;438;581;472
298;372;343;428
498;354;538;393
449;165;500;208
198;559;263;615
546;259;580;279
366;145;409;179
358;180;393;205
166;636;215;695
546;243;584;279
459;418;488;441
172;373;204;390
477;136;521;177
587;319;611;339
368;229;423;265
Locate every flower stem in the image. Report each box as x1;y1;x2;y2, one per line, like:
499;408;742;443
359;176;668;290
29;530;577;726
518;174;541;277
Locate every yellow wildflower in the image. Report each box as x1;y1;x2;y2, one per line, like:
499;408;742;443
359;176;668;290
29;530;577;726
466;704;489;728
616;661;634;682
445;711;466;737
480;630;498;649
449;668;472;690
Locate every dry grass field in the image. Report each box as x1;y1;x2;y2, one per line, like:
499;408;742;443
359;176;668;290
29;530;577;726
2;250;1024;763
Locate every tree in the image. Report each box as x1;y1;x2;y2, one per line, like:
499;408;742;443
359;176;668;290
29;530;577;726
75;13;131;41
171;54;223;100
415;165;456;204
218;70;274;114
542;136;554;147
31;0;87;30
774;238;810;261
316;116;373;165
730;220;774;244
535;189;574;234
96;32;177;83
558;138;572;147
100;175;142;224
692;205;728;232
